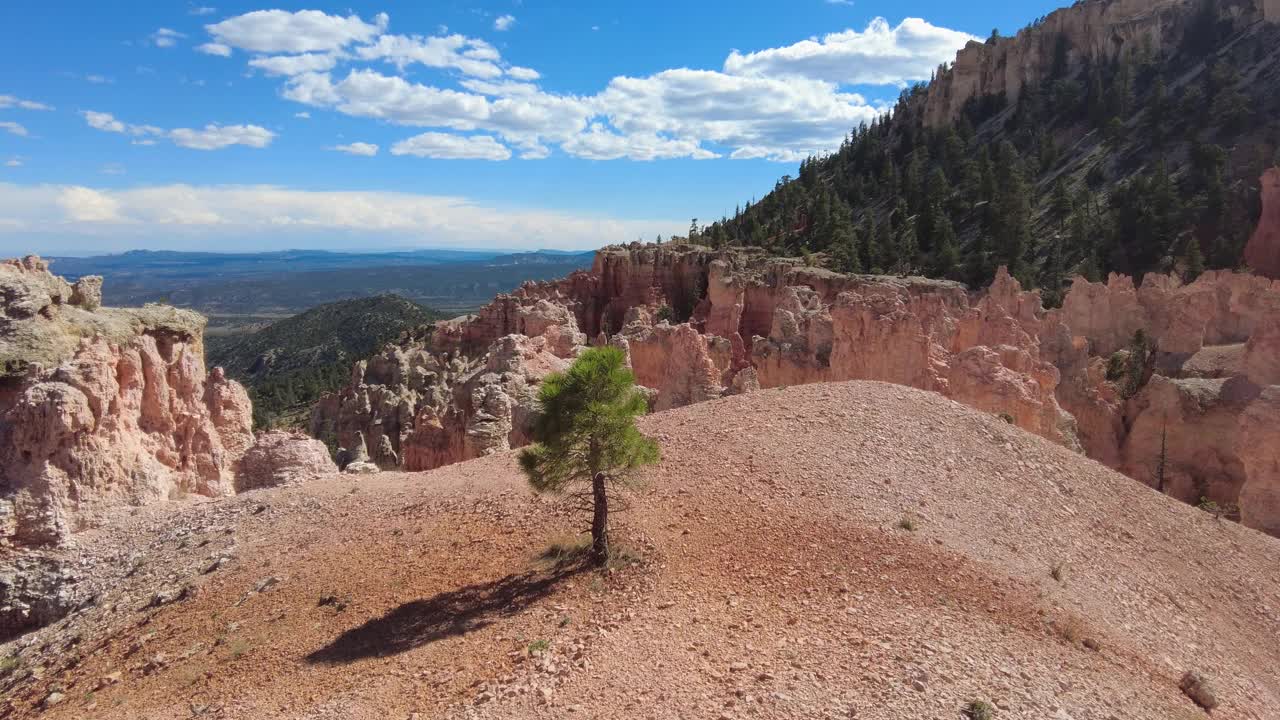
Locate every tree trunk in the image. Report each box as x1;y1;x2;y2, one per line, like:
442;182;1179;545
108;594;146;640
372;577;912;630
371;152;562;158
590;472;609;566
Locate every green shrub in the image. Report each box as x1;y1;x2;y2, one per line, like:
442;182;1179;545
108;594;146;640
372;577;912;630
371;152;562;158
964;699;996;720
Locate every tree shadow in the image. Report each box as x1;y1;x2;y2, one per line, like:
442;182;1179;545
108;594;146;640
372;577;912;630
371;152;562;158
305;565;586;665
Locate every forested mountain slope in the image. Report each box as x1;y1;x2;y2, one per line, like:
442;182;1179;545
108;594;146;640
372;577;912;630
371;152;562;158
696;0;1280;304
207;295;444;429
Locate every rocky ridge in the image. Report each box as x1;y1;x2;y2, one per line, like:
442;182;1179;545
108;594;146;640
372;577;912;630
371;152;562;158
0;257;334;640
315;238;1280;535
5;383;1279;720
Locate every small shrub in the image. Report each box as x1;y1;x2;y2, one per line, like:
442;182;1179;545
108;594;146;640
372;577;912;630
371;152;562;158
1050;562;1067;583
228;638;251;660
527;639;551;655
998;413;1015;424
1054;613;1087;644
558;615;571;628
1197;497;1221;514
897;516;918;532
538;535;594;568
964;699;996;720
1105;351;1128;382
0;656;19;676
655;305;674;324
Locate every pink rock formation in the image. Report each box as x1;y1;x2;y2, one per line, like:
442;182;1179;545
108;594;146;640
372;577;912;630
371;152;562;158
1245;167;1280;279
1;257;254;547
314;241;1280;535
235;431;337;491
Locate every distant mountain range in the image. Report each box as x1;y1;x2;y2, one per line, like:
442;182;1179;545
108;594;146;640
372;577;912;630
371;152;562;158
45;248;595;316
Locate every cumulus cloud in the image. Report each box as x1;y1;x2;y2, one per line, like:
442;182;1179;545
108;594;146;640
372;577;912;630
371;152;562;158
355;33;504;78
0;122;29;137
56;186;122;222
0;182;684;252
152;28;187;48
82;111;274;150
390;132;511;160
494;15;516;31
724;17;977;85
561;123;719;161
191;9;971;162
196;42;232;56
169;124;275;150
507;66;540;81
331;142;379;156
82;110;127;133
0;95;54;111
249;52;339;76
207;9;388;54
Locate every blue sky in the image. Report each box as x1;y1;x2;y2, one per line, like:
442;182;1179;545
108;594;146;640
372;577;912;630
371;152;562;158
1;0;1064;255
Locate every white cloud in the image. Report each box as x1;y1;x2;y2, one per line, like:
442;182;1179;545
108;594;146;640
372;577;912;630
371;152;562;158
0;122;30;137
189;6;217;16
85;74;113;84
207;9;388;54
83;111;274;150
194;11;971;162
331;142;379;156
4;158;21;168
152;28;187;48
561;123;718;161
391;132;510;160
294;111;311;119
169;124;275;150
285;70;493;128
82;110;127;133
507;66;540;81
724;17;977;85
0;95;53;111
249;53;339;76
494;14;516;32
100;163;127;175
0;182;684;252
56;186;122;222
594;69;880;160
196;42;232;57
354;33;503;78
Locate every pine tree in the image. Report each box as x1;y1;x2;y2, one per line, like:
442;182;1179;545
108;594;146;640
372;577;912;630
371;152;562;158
518;347;660;566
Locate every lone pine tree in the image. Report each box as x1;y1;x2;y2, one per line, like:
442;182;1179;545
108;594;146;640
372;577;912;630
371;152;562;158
518;346;660;566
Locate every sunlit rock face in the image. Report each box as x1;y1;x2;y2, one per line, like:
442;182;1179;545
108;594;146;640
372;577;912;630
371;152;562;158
313;234;1280;535
1;256;255;549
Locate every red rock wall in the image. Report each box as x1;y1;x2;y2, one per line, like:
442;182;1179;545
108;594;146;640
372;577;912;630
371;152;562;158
313;238;1280;535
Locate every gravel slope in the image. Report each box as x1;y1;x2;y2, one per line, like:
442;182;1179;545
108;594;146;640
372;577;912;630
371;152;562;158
3;381;1277;720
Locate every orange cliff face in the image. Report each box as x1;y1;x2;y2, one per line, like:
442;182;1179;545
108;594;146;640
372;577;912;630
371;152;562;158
313;222;1280;536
